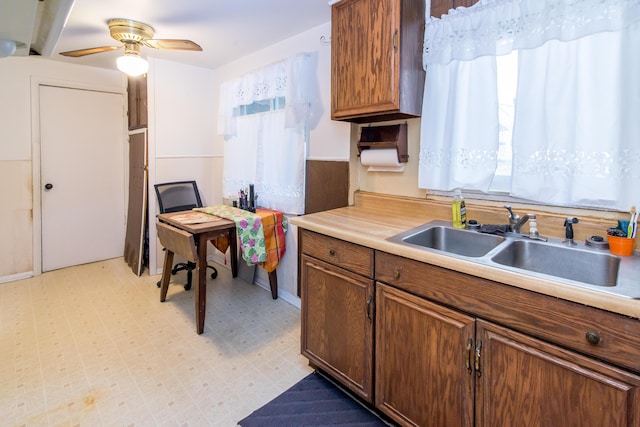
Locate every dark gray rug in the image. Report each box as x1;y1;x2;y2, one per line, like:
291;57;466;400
238;371;390;426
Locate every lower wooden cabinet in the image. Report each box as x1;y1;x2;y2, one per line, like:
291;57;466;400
376;283;475;426
300;252;374;402
299;229;640;426
477;321;640;427
376;283;640;427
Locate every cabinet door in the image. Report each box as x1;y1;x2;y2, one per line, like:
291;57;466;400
375;283;475;427
127;75;147;130
300;255;374;402
477;320;640;427
332;0;400;119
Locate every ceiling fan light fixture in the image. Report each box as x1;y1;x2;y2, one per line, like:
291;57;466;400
0;39;17;58
116;49;148;76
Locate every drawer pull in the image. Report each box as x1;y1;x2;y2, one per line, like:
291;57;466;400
393;269;400;279
329;249;336;256
585;331;601;345
392;29;398;52
475;341;482;377
366;295;374;322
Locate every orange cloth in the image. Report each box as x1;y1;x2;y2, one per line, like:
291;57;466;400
255;208;286;273
212;235;230;255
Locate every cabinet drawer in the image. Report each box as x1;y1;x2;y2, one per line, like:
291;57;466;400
301;230;373;278
376;251;640;374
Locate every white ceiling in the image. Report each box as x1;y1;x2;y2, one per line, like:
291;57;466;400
2;0;332;71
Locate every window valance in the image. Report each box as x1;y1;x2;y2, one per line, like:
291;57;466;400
424;0;640;66
218;52;315;136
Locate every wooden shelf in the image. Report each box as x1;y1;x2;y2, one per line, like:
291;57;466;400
357;123;408;163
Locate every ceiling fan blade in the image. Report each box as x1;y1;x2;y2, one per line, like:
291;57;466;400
59;46;122;57
144;39;202;51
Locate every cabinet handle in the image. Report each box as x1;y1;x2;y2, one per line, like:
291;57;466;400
393;29;398;52
393;269;400;279
329;249;336;256
366;295;374;322
465;338;473;374
475;341;482;377
585;331;601;345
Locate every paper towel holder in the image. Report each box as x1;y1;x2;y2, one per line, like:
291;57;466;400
357;123;408;163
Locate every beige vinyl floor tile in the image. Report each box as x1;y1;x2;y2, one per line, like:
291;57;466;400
1;258;312;426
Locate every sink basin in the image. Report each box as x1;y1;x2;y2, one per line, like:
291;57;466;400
387;221;638;298
398;224;505;257
491;240;620;287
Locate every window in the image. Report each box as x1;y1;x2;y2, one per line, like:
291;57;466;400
419;0;640;210
234;97;286;117
490;51;517;193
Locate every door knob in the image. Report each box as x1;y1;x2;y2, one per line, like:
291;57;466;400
44;183;53;190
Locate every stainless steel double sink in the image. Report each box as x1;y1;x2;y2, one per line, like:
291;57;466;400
387;220;640;299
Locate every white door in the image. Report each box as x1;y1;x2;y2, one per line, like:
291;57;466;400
40;85;126;271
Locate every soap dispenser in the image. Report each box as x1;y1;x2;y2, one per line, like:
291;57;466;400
452;189;467;229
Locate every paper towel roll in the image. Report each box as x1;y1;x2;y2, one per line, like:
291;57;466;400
360;148;405;172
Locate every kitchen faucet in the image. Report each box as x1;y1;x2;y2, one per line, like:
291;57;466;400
504;205;530;233
504;205;548;241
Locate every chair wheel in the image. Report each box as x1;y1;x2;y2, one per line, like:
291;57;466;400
156;280;161;288
184;283;191;291
211;271;217;279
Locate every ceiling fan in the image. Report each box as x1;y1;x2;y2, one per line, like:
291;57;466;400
59;19;202;76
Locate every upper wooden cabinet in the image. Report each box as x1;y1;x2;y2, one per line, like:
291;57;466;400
127;75;147;130
430;0;478;18
331;0;425;123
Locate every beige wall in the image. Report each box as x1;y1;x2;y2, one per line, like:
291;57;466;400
0;161;33;277
349;118;424;203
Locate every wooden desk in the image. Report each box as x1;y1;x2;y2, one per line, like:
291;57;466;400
157;211;238;334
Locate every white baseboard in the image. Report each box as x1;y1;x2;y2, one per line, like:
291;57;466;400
0;271;34;284
253;276;301;309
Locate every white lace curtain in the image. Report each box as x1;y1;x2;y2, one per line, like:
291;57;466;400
218;52;316;136
222;111;306;214
419;0;640;209
511;26;640;208
219;53;316;214
423;0;640;66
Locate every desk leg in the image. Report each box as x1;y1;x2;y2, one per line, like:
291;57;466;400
229;227;238;278
268;269;278;300
196;234;208;335
160;250;174;302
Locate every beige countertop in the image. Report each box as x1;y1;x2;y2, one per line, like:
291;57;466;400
292;192;640;320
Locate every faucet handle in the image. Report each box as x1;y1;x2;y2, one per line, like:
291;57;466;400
504;205;517;220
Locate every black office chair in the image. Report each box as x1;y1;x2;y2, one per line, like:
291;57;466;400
154;181;217;290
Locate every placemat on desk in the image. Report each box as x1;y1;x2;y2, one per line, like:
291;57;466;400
170;212;223;224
